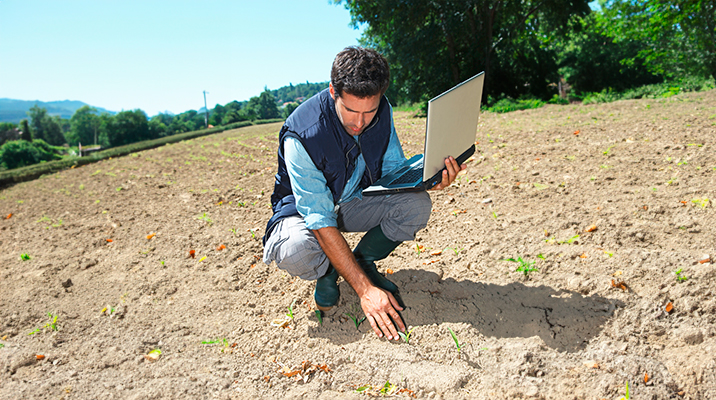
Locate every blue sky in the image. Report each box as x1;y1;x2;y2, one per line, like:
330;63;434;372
0;0;364;116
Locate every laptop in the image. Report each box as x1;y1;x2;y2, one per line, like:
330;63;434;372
362;72;484;196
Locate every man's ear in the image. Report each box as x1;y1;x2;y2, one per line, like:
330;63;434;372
329;83;336;99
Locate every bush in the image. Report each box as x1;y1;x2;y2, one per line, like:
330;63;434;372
486;97;546;113
0;139;63;170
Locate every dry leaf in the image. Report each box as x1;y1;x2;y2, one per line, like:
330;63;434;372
698;258;711;264
665;302;674;313
644;372;649;383
580;253;588;259
680;200;688;205
216;244;226;251
263;376;270;382
643;205;648;211
36;354;45;360
611;279;627;291
5;213;12;219
430;250;443;256
612;271;623;277
423;259;441;265
386;268;394;275
106;238;113;242
146;233;156;240
573;130;580;135
189;249;196;258
585;225;597;232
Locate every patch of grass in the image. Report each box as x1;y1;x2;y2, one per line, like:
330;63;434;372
485;96;545;113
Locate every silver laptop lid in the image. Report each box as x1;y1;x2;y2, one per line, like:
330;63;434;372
423;72;485;180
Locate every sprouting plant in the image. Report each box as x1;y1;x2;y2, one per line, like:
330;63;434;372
115;187;122;192
548;234;580;245
36;215;51;224
536;253;545;260
28;313;58;335
445;246;464;256
533;183;549;190
248;228;257;239
675;268;688;283
379;380;396;396
492;211;498;219
160;260;165;266
691;198;709;208
286;299;297;320
197;213;212;225
603;144;616;156
414;243;425;255
398;326;416;344
20;253;31;261
447;327;463;351
504;257;539;277
619;381;630;400
345;304;366;330
604;251;614;257
315;310;323;325
229;228;238;236
202;338;229;352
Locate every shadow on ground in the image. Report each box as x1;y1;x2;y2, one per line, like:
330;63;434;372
309;270;621;352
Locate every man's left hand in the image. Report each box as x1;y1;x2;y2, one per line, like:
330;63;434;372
430;156;466;190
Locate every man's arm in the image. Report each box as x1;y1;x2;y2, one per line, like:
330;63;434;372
312;226;405;340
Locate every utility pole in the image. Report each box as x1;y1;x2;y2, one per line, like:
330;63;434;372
203;90;209;128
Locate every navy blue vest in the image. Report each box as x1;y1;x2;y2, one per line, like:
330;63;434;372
264;88;392;243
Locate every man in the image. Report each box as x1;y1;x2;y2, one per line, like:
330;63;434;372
263;46;464;341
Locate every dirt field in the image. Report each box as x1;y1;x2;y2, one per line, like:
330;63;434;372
1;89;715;399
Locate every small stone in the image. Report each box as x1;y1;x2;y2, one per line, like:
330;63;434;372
61;279;73;288
681;328;704;345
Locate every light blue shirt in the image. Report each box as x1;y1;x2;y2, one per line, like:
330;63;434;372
284;106;406;230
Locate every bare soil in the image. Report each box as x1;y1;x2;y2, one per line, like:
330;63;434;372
1;89;716;400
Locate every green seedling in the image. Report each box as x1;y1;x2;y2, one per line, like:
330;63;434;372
160;261;165;266
355;384;371;393
619;381;630;400
533;183;549;190
20;253;31;261
249;229;257;239
447;327;463;351
0;343;4;349
198;256;207;262
28;312;58;335
344;304;366;330
504;257;539;277
604;251;614;257
36;215;51;224
536;253;545;260
691;198;709;208
677;160;688;166
547;234;580;245
445;246;464;256
315;310;323;325
286;299;297;320
197;213;212;225
115;187;122;191
492;211;498;219
603;144;616;155
202;338;228;346
379;380;396;396
398;326;416;344
229;228;238;236
675;268;688;283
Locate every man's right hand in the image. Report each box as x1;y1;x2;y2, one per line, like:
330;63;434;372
313;226;406;340
359;285;405;340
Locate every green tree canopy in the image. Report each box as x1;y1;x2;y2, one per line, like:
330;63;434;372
338;0;591;103
28;105;66;146
67;105;100;146
600;0;716;80
105;110;152;147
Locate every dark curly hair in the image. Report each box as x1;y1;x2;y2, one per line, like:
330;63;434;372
331;46;390;99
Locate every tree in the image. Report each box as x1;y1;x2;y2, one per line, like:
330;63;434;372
553;12;663;93
283;102;299;119
0;122;18;146
338;0;591;103
20;119;32;141
255;90;280;119
67;106;100;146
104;110;152;147
27;105;65;146
600;0;716;80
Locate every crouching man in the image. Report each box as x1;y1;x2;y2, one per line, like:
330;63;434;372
262;46;464;340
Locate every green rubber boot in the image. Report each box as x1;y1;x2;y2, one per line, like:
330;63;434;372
353;225;405;307
314;264;340;311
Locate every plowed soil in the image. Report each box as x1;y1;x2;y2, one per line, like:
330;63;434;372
1;89;716;400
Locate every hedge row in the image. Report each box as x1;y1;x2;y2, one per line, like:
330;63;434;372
0;118;284;188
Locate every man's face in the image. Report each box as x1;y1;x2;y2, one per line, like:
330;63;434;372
330;83;381;137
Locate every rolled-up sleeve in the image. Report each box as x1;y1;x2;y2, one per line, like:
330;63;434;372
283;137;338;230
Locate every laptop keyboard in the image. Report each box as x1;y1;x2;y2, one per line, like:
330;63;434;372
390;168;423;185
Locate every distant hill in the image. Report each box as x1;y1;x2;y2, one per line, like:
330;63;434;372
0;98;115;124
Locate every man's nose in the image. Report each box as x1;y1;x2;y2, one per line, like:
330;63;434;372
355;114;365;128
